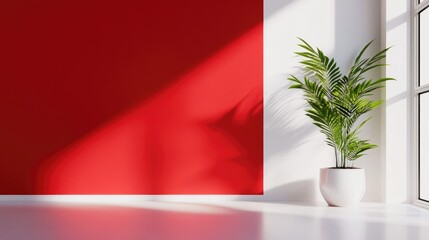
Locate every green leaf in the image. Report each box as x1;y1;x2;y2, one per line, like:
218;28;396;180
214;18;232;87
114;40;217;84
288;38;393;165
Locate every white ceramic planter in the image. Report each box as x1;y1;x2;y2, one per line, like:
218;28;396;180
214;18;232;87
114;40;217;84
319;168;365;207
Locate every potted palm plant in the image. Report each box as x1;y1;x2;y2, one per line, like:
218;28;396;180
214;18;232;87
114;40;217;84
288;38;393;206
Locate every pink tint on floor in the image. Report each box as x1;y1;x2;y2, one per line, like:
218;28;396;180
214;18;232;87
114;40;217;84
0;203;262;240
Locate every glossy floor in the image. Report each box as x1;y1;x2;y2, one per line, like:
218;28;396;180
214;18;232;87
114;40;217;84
0;199;428;240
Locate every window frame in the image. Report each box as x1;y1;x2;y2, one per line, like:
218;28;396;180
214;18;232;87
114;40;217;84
412;0;429;208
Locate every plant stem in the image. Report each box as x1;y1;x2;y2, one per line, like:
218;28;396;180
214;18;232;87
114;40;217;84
335;148;339;168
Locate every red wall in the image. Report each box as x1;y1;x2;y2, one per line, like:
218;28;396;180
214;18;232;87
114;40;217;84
0;0;263;194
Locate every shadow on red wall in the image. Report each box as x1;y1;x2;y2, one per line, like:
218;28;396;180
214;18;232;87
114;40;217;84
0;0;263;194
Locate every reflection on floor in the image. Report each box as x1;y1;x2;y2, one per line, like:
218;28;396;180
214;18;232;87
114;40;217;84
0;200;428;240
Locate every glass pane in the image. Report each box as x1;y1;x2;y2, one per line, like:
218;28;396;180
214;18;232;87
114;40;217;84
420;7;429;86
420;93;429;201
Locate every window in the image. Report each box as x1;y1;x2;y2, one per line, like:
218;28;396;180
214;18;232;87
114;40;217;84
419;93;429;200
419;6;429;87
414;0;429;205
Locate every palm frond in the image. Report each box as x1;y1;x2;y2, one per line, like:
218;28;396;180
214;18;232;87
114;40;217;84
288;38;394;167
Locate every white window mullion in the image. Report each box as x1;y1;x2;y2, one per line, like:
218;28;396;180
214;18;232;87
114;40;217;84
415;1;429;14
415;86;429;94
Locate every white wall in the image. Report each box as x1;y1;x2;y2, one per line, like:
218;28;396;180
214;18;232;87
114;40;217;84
260;0;383;202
